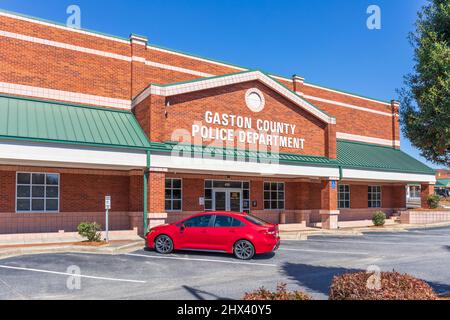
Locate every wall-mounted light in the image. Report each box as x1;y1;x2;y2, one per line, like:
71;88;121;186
165;100;170;118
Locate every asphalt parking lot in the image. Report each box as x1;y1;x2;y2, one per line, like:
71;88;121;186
0;226;449;300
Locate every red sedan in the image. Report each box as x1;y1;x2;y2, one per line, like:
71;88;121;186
145;212;280;260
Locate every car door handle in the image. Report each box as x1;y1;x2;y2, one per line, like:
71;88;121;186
229;229;236;233
201;230;207;233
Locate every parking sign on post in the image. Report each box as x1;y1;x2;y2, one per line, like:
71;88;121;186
105;195;111;241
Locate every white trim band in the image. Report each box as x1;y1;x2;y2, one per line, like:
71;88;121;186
304;94;393;117
0;141;147;169
150;154;340;178
0;30;131;61
144;60;213;77
0;82;132;110
337;132;400;147
0;11;130;44
342;168;436;183
304;83;391;106
0;30;216;79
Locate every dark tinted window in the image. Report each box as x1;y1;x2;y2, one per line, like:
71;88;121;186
244;214;268;226
184;215;212;227
213;215;234;227
232;218;246;227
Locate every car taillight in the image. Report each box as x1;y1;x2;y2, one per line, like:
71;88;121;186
266;227;277;236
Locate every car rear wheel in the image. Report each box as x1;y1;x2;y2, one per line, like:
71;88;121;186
154;235;173;254
234;240;255;260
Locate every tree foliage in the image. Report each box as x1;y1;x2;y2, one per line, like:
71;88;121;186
399;0;450;166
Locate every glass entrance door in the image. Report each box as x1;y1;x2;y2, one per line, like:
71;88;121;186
214;191;227;211
229;191;241;212
213;189;242;212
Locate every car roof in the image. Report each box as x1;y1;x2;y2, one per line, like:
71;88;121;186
195;211;247;217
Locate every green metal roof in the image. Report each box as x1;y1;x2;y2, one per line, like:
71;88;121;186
436;179;450;188
150;141;337;167
150;140;435;176
336;140;435;175
0;94;151;150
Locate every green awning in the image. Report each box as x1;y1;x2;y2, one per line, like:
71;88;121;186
336;140;435;175
150;140;435;175
0;94;150;150
436;179;450;188
150;141;337;166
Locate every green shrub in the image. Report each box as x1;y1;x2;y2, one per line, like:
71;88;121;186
372;211;386;226
77;222;102;242
243;283;311;300
427;194;440;209
329;271;437;300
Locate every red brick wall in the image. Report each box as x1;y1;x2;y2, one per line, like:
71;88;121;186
0;171;15;212
61;173;130;212
0;169;136;213
182;178;204;211
149;171;166;213
129;174;144;212
0;167;139;234
0;12;398;146
0;36;131;100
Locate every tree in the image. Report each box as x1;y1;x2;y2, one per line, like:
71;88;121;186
399;0;450;166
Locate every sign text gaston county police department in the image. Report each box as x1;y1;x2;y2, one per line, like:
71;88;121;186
192;111;305;150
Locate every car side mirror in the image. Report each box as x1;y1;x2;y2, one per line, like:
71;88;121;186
180;224;186;231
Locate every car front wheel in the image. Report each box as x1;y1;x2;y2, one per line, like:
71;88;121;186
234;240;255;260
154;235;174;254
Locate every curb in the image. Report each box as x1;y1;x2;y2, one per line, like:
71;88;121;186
0;240;145;260
279;221;450;240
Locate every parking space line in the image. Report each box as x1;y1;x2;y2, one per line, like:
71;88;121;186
278;248;369;255
377;233;450;239
304;239;431;246
125;253;277;267
0;265;146;283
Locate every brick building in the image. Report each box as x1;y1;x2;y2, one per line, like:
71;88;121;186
0;10;436;235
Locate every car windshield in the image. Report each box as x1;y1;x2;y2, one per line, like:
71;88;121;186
244;214;269;226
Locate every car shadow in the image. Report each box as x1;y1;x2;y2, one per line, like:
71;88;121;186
280;262;362;295
171;250;276;261
280;262;450;297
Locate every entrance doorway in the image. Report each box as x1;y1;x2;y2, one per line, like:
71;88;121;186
213;189;242;212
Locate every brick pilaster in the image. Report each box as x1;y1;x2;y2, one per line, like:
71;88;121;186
320;179;339;229
420;183;435;209
292;75;305;96
391;100;401;149
130;34;148;99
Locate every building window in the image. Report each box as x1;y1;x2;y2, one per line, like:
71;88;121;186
16;172;59;212
264;182;285;210
409;185;421;199
165;178;182;211
368;186;382;208
338;184;350;209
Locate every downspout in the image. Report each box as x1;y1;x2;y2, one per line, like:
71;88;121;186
338;166;343;181
143;150;150;234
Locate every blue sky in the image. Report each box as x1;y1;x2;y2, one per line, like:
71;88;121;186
0;0;445;169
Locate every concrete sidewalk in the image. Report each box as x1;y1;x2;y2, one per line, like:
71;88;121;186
280;221;450;240
0;239;145;260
